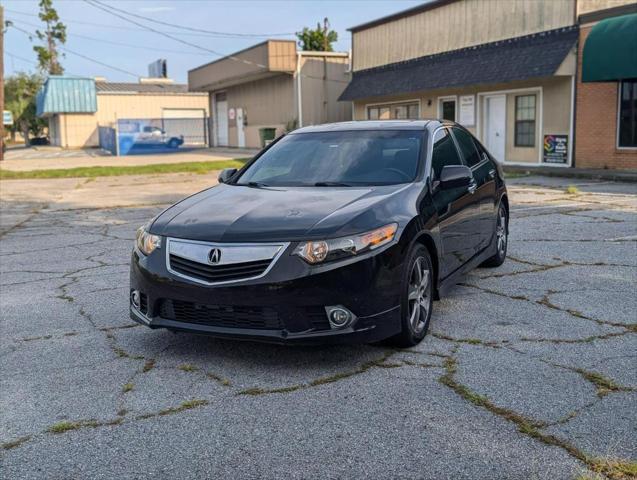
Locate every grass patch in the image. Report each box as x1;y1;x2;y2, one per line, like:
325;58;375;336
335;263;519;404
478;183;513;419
573;369;629;397
206;372;231;386
122;382;134;393
566;184;581;194
142;359;156;373
178;363;197;372
47;420;85;434
238;385;304;396
0;159;248;180
2;436;32;450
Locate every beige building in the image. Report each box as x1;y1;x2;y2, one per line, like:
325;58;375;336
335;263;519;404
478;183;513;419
340;0;637;168
37;77;209;148
189;40;351;148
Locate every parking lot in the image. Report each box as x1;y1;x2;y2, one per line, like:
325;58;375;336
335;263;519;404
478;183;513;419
1;173;635;479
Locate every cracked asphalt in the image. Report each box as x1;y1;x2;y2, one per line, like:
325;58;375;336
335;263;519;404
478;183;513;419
1;173;636;479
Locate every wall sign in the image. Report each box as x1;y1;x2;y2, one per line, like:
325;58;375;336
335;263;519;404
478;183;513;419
458;95;475;126
228;108;236;121
543;134;568;164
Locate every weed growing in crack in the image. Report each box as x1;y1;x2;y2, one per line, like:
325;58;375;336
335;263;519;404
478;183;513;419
122;382;134;393
438;355;635;480
1;436;32;450
178;363;197;372
142;359;155;373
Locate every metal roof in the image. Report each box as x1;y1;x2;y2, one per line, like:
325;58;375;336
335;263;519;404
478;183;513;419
339;26;578;101
96;82;201;94
36;76;97;116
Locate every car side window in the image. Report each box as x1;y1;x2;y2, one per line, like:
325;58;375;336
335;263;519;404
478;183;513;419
451;127;481;168
472;139;496;168
431;128;463;179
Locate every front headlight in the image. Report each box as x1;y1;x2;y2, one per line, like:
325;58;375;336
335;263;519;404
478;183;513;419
294;223;398;264
136;227;161;256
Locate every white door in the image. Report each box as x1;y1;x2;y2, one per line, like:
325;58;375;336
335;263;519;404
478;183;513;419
236;108;245;148
215;94;228;146
484;95;506;162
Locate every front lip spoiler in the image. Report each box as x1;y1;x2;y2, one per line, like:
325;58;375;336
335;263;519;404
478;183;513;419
130;305;399;345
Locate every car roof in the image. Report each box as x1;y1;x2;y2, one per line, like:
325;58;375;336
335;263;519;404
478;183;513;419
292;120;438;134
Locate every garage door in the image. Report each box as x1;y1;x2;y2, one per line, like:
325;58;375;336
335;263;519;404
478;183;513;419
162;109;206;119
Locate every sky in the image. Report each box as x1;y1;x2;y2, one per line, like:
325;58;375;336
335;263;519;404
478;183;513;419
4;0;422;83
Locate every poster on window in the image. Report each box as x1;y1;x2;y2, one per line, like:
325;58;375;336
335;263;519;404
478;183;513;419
458;95;475;126
543;135;568;164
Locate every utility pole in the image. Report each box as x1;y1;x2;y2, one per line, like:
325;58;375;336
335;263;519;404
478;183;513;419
322;18;329;52
1;5;5;161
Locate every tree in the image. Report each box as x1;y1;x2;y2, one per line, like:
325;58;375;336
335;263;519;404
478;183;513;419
296;18;337;52
34;0;66;74
4;73;47;144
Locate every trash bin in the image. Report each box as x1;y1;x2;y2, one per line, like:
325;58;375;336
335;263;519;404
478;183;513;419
259;127;277;147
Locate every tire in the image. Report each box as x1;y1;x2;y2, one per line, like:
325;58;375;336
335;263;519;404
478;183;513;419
388;244;434;347
481;202;508;268
167;138;180;149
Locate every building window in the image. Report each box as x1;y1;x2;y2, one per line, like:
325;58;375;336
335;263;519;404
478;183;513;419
514;94;536;147
368;102;418;120
619;80;637;148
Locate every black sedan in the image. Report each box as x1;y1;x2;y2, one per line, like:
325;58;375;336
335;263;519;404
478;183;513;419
130;120;508;346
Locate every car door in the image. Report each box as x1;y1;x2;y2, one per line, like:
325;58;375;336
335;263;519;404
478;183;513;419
450;127;494;252
430;128;482;277
471;138;498;249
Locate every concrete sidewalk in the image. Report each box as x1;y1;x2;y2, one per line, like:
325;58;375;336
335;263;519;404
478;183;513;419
1;147;259;171
504;165;637;183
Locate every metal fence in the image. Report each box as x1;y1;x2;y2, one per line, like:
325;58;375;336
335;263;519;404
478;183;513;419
98;126;117;155
115;117;208;155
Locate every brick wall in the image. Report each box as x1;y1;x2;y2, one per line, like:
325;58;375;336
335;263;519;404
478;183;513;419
575;26;637;169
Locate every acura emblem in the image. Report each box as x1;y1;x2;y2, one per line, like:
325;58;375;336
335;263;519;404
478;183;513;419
208;248;222;265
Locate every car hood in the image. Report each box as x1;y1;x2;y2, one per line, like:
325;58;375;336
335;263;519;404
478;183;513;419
150;183;412;243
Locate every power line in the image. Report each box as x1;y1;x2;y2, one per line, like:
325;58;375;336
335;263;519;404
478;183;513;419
5;7;294;39
84;1;295;38
7;23;141;78
83;0;269;69
60;47;140;78
83;0;350;84
9;18;210;56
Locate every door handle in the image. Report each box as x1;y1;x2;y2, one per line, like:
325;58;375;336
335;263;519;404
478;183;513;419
488;169;496;179
468;180;477;194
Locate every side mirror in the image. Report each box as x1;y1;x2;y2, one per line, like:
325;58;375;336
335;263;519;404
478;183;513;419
439;165;473;190
218;168;237;184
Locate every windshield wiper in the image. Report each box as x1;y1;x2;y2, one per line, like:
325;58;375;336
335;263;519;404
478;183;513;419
313;181;354;187
242;181;269;188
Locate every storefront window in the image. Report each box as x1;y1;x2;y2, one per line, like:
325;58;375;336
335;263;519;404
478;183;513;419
368;103;419;120
618;80;637;148
514;95;536;147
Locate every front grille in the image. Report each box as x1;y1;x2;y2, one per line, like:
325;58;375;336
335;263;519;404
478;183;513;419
159;299;283;330
139;293;148;314
169;254;271;284
303;307;331;331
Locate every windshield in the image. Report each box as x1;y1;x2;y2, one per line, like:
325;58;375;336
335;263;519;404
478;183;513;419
235;130;423;187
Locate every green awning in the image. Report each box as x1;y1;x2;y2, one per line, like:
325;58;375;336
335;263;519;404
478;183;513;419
582;13;637;82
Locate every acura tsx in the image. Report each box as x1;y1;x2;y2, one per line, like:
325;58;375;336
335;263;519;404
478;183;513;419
130;120;508;346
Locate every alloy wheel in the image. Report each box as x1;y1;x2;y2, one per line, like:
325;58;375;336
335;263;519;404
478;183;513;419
407;256;431;333
496;207;507;257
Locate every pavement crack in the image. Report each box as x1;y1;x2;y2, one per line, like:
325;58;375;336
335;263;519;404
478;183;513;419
438;354;635;480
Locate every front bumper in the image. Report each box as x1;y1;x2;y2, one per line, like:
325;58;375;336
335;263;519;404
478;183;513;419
129;242;405;345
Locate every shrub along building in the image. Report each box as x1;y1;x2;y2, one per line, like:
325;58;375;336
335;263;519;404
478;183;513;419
188;40;351;148
339;0;637;170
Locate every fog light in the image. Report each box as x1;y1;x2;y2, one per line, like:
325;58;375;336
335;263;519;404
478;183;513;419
131;290;141;309
325;306;354;329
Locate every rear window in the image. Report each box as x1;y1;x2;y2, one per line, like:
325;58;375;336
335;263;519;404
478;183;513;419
236;130;423;187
